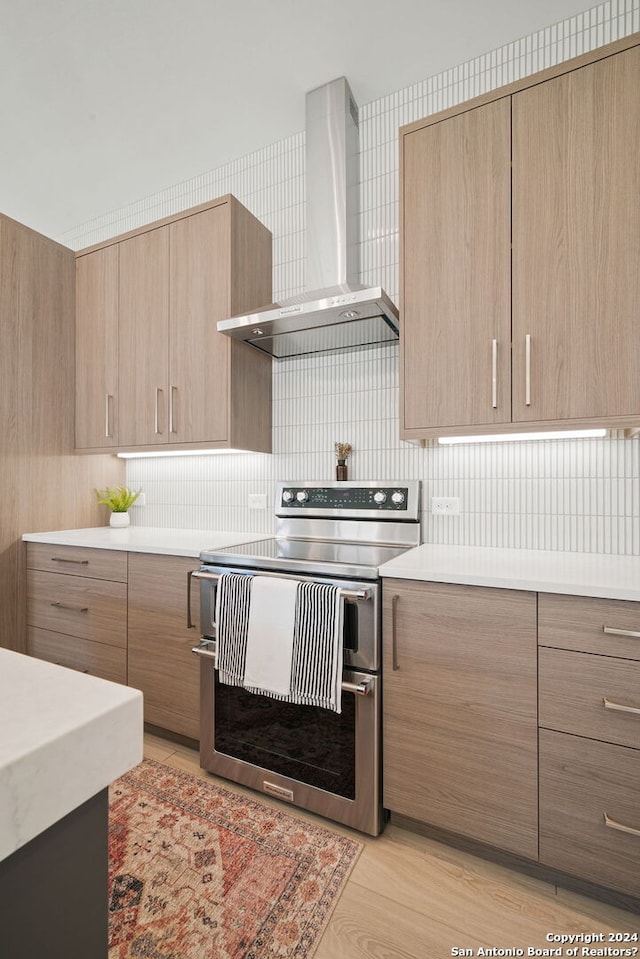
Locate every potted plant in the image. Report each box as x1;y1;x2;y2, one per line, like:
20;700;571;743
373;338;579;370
96;486;141;527
334;442;352;481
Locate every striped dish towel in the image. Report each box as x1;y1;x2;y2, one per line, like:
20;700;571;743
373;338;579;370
215;574;345;713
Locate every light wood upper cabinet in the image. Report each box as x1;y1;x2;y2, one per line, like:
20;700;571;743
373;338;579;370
401;35;640;439
75;245;119;449
402;98;511;434
512;45;640;423
118;226;170;447
74;195;273;453
382;579;538;860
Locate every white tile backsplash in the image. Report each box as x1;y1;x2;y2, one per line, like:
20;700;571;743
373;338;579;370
62;0;640;554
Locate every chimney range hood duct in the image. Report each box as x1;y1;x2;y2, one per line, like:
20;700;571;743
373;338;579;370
217;77;399;359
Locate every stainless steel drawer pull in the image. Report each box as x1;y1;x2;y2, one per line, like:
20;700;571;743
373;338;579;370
51;556;89;565
603;697;640;716
491;338;498;409
50;601;88;613
154;387;163;434
604;813;640;839
169;385;177;434
603;626;640;640
391;594;400;670
525;333;532;406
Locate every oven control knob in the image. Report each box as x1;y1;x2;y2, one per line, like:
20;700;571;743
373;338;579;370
373;491;387;504
282;489;294;503
391;490;405;505
296;490;309;503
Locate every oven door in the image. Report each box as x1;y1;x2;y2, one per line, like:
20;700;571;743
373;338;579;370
197;643;382;836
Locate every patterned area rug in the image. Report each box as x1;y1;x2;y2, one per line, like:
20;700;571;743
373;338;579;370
108;759;362;958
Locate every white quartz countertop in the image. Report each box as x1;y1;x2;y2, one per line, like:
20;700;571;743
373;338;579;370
0;649;143;862
378;543;640;601
22;526;271;558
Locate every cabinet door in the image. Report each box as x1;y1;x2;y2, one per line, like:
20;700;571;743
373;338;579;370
75;245;119;449
168;205;230;444
127;552;201;740
118;227;170;446
401;98;511;435
383;580;538;859
513;46;640;423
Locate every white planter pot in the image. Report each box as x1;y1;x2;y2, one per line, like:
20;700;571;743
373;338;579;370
109;512;130;528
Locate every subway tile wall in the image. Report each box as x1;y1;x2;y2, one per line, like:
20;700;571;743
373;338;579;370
60;0;640;554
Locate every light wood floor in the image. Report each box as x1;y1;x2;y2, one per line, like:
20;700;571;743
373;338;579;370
144;732;639;958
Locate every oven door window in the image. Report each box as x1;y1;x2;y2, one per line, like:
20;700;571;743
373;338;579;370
213;677;356;800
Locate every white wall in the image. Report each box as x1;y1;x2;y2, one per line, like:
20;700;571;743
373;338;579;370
61;0;640;554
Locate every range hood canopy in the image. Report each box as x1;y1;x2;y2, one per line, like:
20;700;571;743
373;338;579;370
217;77;399;359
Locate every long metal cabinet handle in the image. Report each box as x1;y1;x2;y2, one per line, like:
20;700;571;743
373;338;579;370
169;385;177;434
186;568;199;629
603;697;640;716
391;594;400;670
154;387;163;434
603;626;640;640
525;334;532;406
604;813;640;839
50;601;88;613
491;338;498;409
51;556;89;565
105;394;113;438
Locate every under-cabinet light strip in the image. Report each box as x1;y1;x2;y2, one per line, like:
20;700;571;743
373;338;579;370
117;449;250;458
437;429;608;445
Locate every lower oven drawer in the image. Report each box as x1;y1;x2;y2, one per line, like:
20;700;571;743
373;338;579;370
198;654;383;835
539;728;640;897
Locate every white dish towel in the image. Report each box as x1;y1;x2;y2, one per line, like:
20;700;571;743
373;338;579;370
215;573;345;713
243;575;299;696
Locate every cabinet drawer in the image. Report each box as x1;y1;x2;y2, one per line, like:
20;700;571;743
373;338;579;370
26;569;127;646
539;647;640;750
539;729;640;897
27;626;127;685
26;542;127;582
539;593;640;660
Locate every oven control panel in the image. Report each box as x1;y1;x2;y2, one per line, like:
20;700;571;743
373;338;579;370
281;486;408;509
276;482;420;518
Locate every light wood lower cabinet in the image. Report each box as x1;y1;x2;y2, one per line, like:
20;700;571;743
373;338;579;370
382;579;538;859
25;544;127;684
127;552;201;740
539;730;640;898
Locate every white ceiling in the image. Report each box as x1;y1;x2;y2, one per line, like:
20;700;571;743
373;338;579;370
1;0;590;240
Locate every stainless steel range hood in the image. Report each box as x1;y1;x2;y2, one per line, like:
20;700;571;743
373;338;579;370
217;77;399;359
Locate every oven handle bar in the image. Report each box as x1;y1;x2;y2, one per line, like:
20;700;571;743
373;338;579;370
190;640;373;696
187;568;371;629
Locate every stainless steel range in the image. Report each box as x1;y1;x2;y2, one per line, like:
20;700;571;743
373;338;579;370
189;480;420;836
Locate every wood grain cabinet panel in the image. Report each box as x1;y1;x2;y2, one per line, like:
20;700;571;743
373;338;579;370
127;552;201;740
512;45;640;424
538;592;640;660
75;244;119;449
539;646;640;750
539;729;640;898
118;226;170;448
401;98;511;435
27;626;126;685
382;579;538;859
26;543;127;582
26;569;127;646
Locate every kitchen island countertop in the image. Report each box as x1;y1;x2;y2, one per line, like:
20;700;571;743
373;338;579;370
22;525;271;558
0;648;142;862
378;543;640;602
